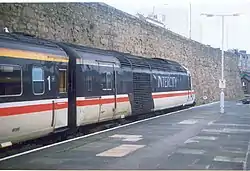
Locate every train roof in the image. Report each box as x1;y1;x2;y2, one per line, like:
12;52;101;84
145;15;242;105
114;54;186;72
0;32;68;57
0;32;59;48
64;42;186;72
0;32;187;73
64;42;120;64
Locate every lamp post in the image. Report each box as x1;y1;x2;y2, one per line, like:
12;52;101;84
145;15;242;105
200;13;240;114
189;2;192;39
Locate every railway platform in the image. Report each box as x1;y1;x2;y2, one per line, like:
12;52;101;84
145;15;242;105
1;101;250;170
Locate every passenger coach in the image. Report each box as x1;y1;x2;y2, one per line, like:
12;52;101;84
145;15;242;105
0;32;195;148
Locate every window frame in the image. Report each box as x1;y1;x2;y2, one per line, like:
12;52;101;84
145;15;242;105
32;66;45;96
0;64;23;97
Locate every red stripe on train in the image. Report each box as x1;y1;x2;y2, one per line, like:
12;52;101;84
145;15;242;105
76;97;129;106
0;91;195;117
153;92;194;99
0;103;68;117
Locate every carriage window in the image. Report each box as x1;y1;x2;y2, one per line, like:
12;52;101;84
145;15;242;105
0;65;22;96
32;67;44;95
101;72;112;90
59;69;67;93
86;75;92;91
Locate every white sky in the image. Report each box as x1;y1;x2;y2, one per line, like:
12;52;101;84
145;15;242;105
81;0;250;52
2;0;249;52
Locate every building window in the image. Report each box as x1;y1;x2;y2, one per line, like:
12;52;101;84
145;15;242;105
101;72;112;90
243;81;246;87
32;67;45;95
0;65;22;96
59;69;67;93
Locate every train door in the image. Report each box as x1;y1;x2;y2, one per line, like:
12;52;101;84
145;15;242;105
98;62;116;122
52;65;68;129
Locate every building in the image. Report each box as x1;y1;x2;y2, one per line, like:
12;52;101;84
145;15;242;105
241;72;250;94
230;49;250;94
135;13;166;28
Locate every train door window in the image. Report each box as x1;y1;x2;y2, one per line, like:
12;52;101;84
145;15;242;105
188;75;191;89
101;72;112;90
86;75;92;91
106;72;112;90
32;67;45;95
59;69;67;93
0;65;22;96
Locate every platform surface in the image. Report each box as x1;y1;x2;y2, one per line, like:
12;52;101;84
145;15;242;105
1;101;250;170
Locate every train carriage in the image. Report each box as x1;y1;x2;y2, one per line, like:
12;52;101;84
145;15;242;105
0;32;69;148
0;32;195;148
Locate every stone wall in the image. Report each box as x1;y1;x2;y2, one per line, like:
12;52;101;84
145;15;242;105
0;3;244;104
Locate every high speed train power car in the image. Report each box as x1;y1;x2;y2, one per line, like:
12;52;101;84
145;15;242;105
0;32;195;148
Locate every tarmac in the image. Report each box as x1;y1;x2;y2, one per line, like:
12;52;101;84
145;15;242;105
1;101;250;170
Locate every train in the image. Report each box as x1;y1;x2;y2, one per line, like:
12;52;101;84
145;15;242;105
0;32;195;148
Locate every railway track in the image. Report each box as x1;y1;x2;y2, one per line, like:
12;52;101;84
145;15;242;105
0;105;187;159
